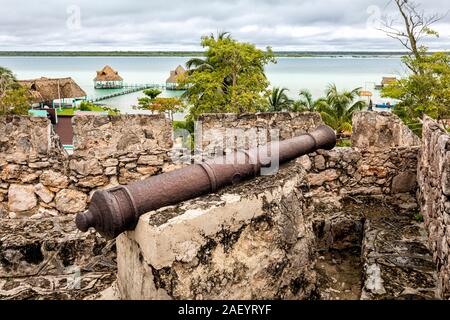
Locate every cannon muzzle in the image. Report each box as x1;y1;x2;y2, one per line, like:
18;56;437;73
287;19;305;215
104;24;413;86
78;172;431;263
76;125;336;239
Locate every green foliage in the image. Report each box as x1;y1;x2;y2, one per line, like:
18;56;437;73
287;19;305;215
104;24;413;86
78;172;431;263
336;139;352;147
173;120;194;134
294;89;328;112
0;67;30;115
267;87;292;112
143;89;162;100
382;51;450;135
173;120;195;150
184;33;276;119
413;212;425;223
0;87;31;116
298;85;365;136
135;96;185;121
73;101;119;115
79;101;91;111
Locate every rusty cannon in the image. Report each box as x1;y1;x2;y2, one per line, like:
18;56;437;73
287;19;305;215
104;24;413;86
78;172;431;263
75;125;336;239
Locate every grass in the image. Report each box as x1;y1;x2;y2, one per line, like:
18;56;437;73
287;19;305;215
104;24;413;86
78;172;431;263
56;104;120;116
336;139;352;147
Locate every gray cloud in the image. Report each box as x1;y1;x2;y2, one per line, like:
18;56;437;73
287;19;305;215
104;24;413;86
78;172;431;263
0;0;448;51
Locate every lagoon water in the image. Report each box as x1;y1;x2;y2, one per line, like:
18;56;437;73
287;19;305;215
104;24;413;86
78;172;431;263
0;56;405;119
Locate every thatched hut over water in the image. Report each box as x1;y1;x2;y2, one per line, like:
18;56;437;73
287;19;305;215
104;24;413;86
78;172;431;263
166;65;187;90
94;65;124;89
19;77;87;107
381;77;397;86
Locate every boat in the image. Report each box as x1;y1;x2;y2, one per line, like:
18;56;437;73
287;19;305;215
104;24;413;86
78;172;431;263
375;103;395;109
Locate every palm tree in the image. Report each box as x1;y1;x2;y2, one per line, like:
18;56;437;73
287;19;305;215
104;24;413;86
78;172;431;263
318;84;366;137
268;87;292;112
292;89;327;112
186;31;231;73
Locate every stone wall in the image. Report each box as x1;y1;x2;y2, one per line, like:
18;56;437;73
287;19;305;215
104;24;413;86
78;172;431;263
299;112;421;212
418;116;450;299
197;112;323;157
2;111;444;300
352;111;421;150
299;146;420;212
0;114;172;218
0;114;173;299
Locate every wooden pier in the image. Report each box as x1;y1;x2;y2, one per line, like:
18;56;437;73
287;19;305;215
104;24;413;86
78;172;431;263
88;83;182;102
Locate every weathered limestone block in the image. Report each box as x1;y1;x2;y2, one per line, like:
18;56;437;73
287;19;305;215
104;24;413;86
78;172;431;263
102;158;119;167
76;176;109;189
307;169;339;186
69;158;103;176
8;184;37;213
104;167;117;176
391;172;417;194
34;183;54;204
138;155;164;166
117;163;317;300
28;161;51;169
19;172;40;184
0;164;22;181
54;189;87;214
40;170;69;190
352;112;420;150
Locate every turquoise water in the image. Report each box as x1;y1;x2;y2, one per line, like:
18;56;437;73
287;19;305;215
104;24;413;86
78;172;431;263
0;56;405;119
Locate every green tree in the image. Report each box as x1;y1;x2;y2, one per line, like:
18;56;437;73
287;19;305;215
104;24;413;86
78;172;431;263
183;33;276;119
382;52;450;133
0;67;17;93
0;67;30;115
186;32;232;73
135;96;185;121
267;87;292;112
293;89;327;112
318;84;366;137
379;0;448;133
136;89;163;111
143;89;162;100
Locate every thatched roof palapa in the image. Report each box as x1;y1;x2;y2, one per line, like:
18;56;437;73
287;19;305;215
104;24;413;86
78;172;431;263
19;77;87;103
166;65;186;84
94;65;123;82
381;77;397;86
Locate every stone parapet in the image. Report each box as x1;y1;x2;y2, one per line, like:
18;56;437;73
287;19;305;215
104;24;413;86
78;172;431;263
418;116;450;299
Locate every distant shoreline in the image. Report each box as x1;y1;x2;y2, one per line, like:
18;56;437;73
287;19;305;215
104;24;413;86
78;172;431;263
0;51;409;58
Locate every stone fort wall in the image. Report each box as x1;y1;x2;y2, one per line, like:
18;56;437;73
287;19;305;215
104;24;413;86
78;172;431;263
418;116;450;299
0;111;447;300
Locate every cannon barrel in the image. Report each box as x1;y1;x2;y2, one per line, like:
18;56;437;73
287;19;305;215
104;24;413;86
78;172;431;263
75;125;336;239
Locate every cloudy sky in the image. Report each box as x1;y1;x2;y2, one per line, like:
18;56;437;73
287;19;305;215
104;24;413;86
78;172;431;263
0;0;449;51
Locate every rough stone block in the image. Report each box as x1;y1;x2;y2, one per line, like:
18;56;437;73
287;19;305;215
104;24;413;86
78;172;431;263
8;184;37;213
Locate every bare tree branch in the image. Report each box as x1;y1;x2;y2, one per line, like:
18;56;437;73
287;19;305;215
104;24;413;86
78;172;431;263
377;0;445;74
